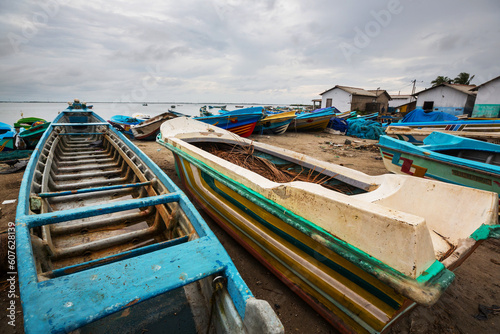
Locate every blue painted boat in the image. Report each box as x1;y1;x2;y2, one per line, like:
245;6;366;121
194;107;265;137
288;107;336;132
385;111;500;144
15;102;283;333
378;131;500;194
107;115;144;139
0;122;16;152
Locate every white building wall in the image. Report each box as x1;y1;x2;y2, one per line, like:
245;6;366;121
416;86;469;115
389;97;412;108
321;89;351;112
475;78;500;104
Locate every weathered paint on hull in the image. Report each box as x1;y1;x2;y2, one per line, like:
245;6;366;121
0;138;15;151
171;153;415;334
379;147;500;194
289;115;332;132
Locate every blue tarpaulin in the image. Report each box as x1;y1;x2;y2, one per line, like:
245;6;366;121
401;108;458;123
346;119;385;140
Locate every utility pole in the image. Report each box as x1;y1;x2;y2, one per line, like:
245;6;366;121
410;79;416;102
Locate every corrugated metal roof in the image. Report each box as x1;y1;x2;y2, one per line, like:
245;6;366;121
413;83;477;96
320;85;376;96
389;94;413;99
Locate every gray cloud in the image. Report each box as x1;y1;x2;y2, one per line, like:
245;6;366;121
0;0;499;103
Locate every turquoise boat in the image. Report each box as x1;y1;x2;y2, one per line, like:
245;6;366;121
108;115;144;139
0;122;16;152
158;117;499;334
18;120;50;149
195;107;264;137
378;131;500;194
15;102;283;333
288;107;336;132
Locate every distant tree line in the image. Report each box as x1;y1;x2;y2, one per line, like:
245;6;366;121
431;72;475;86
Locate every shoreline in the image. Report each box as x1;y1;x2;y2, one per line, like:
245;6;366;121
0;131;499;333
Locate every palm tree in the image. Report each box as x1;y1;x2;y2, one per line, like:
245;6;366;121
453;72;475;85
431;76;452;87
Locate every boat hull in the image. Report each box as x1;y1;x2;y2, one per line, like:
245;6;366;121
131;113;177;140
170;154;411;333
158;117;499;334
195;107;264;137
254;111;297;135
18;122;50;149
378;134;500;194
386;120;500;144
288;109;335;132
15;107;282;333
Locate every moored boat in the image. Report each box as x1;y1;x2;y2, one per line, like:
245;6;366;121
378;131;500;194
18;120;50;149
15;103;283;334
384;125;500;144
131;112;177;140
157;117;499;334
107;115;144;139
14;117;47;131
195;107;265;138
0;122;16;152
288;107;336;132
253;111;297;135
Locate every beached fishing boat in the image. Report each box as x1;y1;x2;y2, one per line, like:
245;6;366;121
0;122;16;152
107;115;144;139
378;131;500;194
288;107;335;132
14;117;47;130
131;112;177;140
157;117;499;334
195;107;265;138
253;111;297;135
384;125;500;144
15;103;283;334
386;109;500;144
18;120;50;149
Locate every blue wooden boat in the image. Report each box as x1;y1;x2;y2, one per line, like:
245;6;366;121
194;107;265;138
18;120;51;149
0;122;16;152
107;115;144;139
158;117;499;334
15;102;283;333
385;118;500;144
288;107;336;132
378;131;500;194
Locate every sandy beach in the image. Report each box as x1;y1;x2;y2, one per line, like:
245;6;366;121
1;130;499;333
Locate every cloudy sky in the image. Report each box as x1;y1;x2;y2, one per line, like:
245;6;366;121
1;0;499;104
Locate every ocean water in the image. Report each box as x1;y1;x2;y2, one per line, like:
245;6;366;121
0;102;280;127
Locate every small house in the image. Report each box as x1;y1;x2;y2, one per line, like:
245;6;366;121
319;85;391;114
471;76;500;118
413;83;476;116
